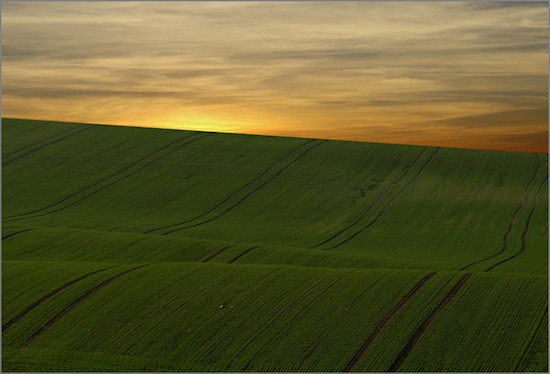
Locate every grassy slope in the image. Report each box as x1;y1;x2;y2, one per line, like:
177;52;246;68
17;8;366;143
2;118;548;371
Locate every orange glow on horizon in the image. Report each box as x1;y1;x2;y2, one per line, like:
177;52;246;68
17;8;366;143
2;2;548;153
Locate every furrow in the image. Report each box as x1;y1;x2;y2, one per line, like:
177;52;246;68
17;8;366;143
227;246;260;264
5;134;210;223
459;154;541;271
329;147;440;249
3;126;79;159
144;139;316;234
485;174;548;272
5;133;202;221
201;246;233;262
311;147;428;248
2;266;114;331
19;265;148;348
387;273;472;372
3;126;92;166
343;272;437;372
297;271;392;371
161;140;327;235
2;228;34;241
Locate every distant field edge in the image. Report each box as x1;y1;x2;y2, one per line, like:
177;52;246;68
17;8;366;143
3;117;545;154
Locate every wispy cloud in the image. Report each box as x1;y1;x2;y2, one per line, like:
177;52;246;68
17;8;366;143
1;1;547;152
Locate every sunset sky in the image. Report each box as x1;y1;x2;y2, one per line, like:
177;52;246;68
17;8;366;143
2;1;548;153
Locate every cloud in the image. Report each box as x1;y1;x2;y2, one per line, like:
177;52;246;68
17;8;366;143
430;109;548;130
1;1;547;152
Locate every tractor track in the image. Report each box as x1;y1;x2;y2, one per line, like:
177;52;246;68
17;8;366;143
2;266;114;331
311;147;428;248
5;133;202;221
3;126;80;159
3;127;92;167
161;140;327;235
2;228;34;241
459;154;541;271
329;147;440;249
144;139;316;234
387;273;472;372
202;246;233;262
5;134;209;223
228;246;260;264
19;265;148;348
344;272;437;372
297;271;392;371
485;174;548;272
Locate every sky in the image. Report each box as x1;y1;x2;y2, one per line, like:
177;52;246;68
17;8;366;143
1;1;548;153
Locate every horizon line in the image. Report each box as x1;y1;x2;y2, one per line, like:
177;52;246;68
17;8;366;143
2;116;547;155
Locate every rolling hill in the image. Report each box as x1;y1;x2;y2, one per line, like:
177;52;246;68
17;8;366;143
2;118;548;371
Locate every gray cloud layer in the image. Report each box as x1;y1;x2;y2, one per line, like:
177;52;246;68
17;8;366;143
2;1;548;152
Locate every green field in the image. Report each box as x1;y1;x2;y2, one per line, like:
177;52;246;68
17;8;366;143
2;118;548;372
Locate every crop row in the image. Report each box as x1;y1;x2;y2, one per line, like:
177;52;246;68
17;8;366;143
2;261;136;349
3;260;547;372
398;272;548;371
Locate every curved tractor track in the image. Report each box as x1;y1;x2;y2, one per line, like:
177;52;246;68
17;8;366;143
2;266;114;331
144;139;316;235
343;272;437;372
3;126;92;167
387;273;472;372
485;174;548;272
459;154;541;271
3;125;82;159
4;133;209;223
311;146;428;249
158;140;327;235
326;147;440;249
19;265;148;349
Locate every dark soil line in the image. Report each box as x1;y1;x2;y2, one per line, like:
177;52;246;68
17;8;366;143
201;246;233;262
242;269;358;371
387;273;472;372
297;271;392;371
459;154;541;271
227;246;260;264
2;266;114;331
3;126;81;159
3;127;92;167
19;264;148;349
311;147;428;249
485;174;548;272
5;133;202;221
6;134;210;223
162;140;327;235
329;148;440;249
226;272;335;370
514;306;548;371
343;272;437;372
144;139;316;234
2;228;34;241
